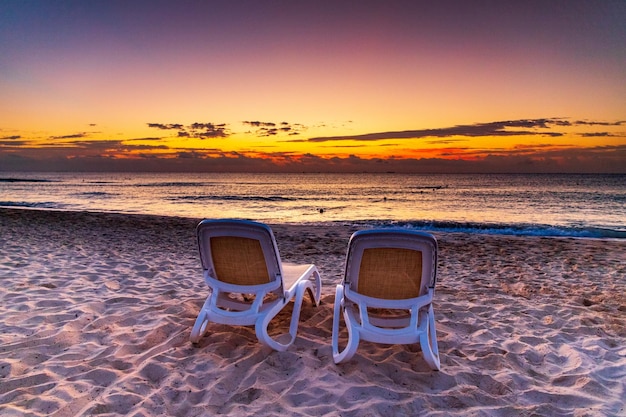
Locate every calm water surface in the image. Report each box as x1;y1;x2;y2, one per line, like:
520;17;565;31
1;172;624;238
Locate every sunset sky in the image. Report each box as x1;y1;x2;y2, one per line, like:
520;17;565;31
1;1;625;173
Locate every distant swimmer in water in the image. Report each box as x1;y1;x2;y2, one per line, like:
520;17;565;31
319;208;324;213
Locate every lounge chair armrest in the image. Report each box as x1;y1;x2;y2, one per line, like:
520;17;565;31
204;271;281;294
345;286;433;310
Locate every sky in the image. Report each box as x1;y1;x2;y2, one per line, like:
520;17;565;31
1;0;625;173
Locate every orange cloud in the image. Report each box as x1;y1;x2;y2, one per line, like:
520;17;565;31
2;117;624;173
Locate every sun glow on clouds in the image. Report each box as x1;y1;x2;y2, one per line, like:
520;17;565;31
2;116;623;173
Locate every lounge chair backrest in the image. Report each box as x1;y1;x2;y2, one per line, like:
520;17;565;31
210;236;270;285
344;229;437;300
197;219;283;288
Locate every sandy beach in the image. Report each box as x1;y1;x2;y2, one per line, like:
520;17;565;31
1;208;625;416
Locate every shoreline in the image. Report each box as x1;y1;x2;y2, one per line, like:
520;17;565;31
1;208;625;415
2;205;624;241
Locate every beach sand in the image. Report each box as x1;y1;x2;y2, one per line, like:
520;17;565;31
1;208;625;416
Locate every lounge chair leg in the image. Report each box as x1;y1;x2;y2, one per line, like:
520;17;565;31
190;310;209;344
310;269;322;306
258;273;321;351
332;285;360;364
420;305;441;370
255;299;296;352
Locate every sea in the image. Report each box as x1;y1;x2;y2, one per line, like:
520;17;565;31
1;172;624;239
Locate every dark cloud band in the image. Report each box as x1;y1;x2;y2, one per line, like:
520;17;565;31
305;118;591;142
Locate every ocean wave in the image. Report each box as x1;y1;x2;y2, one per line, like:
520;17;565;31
84;181;118;184
346;220;626;239
72;191;114;198
170;195;297;202
138;182;213;187
0;201;63;209
0;178;57;183
138;180;287;187
138;181;289;187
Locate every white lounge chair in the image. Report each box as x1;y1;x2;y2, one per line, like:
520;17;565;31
332;229;441;369
190;219;322;351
